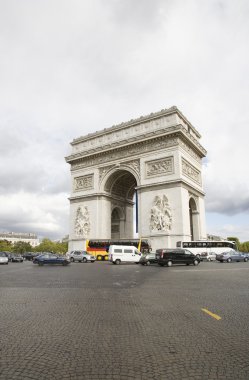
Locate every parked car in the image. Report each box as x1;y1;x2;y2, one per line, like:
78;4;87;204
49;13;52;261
9;254;24;263
139;253;158;266
156;248;200;267
200;251;217;262
23;252;37;261
33;253;70;266
0;252;9;265
216;250;248;263
67;250;96;263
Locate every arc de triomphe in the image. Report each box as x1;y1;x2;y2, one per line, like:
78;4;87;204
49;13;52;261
66;106;207;252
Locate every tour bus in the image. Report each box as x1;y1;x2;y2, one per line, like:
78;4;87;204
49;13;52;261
86;238;151;261
176;240;237;259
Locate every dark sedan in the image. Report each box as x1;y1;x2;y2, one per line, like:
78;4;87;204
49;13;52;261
33;253;70;266
139;253;158;266
216;250;248;263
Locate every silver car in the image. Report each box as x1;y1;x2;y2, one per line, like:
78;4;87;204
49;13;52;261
216;250;248;263
68;250;96;263
200;251;217;262
0;252;9;265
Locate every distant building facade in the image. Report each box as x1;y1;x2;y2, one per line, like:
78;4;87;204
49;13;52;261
0;232;40;247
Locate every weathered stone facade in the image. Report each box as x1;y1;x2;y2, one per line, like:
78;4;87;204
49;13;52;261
66;106;207;251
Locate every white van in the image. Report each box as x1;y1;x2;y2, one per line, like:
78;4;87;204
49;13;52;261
109;245;142;265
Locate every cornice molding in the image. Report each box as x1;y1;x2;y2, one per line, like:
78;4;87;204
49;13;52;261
71;106;200;146
66;129;206;172
66;124;206;163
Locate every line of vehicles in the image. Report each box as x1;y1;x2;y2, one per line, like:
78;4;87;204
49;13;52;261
1;239;248;267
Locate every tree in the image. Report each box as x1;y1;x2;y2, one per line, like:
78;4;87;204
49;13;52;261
227;237;240;250
239;241;249;253
34;238;68;254
13;241;32;254
0;239;13;252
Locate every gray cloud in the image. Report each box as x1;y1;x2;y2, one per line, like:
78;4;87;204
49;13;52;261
0;0;249;240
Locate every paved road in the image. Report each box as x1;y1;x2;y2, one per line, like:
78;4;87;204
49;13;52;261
0;260;249;379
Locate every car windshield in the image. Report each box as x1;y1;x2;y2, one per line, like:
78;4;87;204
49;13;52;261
0;252;7;257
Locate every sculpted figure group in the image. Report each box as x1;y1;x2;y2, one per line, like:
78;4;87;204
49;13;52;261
150;195;172;232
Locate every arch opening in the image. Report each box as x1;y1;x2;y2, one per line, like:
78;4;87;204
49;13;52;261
104;170;138;239
189;198;199;241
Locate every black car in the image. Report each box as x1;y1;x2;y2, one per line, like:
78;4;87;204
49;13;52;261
156;248;200;267
139;253;158;266
22;252;37;261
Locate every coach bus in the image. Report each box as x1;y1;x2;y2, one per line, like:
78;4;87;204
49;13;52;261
176;240;237;258
86;238;151;261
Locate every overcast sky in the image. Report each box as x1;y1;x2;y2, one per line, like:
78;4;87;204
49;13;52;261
0;0;249;242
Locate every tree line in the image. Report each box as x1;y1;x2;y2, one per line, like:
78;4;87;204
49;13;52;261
0;238;68;255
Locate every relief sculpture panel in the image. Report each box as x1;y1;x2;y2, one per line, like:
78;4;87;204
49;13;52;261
74;174;94;191
182;158;201;185
150;195;172;232
74;206;90;237
146;157;174;178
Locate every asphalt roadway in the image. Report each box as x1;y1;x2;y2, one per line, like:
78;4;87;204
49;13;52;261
1;260;249;380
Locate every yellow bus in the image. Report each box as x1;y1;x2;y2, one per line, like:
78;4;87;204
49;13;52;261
86;239;151;261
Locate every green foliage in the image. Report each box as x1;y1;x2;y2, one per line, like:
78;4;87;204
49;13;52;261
227;237;240;250
239;241;249;253
13;241;33;254
0;239;13;252
34;238;68;254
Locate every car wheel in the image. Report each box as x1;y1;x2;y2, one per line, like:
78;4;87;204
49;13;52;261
244;257;248;262
167;261;173;267
159;263;164;267
227;258;232;263
91;260;95;263
62;261;68;266
38;262;43;266
115;259;121;265
196;254;200;259
186;263;190;266
97;255;102;261
146;261;151;266
193;259;199;266
83;257;87;263
70;258;74;262
207;258;211;262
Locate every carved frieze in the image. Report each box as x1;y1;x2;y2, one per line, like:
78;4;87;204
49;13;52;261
146;157;174;178
74;174;94;191
150;195;172;232
74;206;90;237
71;136;178;171
182;158;201;185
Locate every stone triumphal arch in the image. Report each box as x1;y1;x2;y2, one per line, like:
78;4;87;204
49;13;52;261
66;106;207;252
